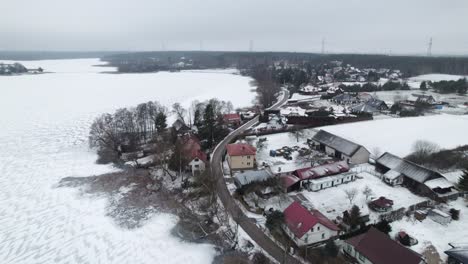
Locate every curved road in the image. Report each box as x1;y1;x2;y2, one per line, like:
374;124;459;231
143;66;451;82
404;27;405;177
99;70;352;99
212;90;303;264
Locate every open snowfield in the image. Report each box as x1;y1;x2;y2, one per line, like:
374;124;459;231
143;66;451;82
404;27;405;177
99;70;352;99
409;74;468;82
0;59;256;263
321;114;468;156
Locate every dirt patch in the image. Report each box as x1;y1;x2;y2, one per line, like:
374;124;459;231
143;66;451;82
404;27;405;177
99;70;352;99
422;244;442;264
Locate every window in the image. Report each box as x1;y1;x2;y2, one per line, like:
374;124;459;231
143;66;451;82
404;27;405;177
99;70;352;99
311;227;313;232
317;226;320;231
247;155;251;159
247;162;251;166
194;165;199;168
321;233;325;239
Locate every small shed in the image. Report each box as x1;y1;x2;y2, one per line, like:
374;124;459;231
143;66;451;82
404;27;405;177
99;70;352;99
280;174;301;193
383;170;403;186
233;170;275;188
428;209;451;225
369;197;394;212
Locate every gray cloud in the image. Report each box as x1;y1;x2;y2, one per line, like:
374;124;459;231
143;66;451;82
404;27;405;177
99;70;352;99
1;0;467;54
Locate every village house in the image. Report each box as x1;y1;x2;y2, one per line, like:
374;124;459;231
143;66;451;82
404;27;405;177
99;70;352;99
368;196;394;212
343;227;425;264
180;135;207;176
376;152;459;202
172;119;190;135
311;130;370;164
226;143;257;171
293;161;356;191
283;201;340;246
223;113;242;127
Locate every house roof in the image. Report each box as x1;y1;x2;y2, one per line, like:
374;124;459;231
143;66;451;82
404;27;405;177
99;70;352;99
280;174;301;189
367;98;388;109
223;113;241;121
283;201;339;239
234;170;274;187
172;119;189;131
384;170;402;180
312;130;366;157
370;196;394;208
346;227;423;264
181;136;207;162
376;152;443;184
294;160;349;181
226;143;256;156
445;246;468;263
424;177;454;189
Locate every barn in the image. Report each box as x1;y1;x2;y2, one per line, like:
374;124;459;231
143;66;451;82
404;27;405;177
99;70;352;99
311;130;370;164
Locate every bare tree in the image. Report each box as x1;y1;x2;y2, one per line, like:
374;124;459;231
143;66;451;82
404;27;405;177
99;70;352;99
362;185;374;200
344;188;358;205
172;102;187;123
411;140;440;161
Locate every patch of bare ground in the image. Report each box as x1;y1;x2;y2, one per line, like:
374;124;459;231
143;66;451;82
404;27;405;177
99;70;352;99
421;245;442;264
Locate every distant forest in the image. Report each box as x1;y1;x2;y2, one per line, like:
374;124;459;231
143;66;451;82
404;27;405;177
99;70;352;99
102;51;468;76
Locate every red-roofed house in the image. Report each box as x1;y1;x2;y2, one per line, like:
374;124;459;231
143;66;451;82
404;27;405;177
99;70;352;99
223;113;242;127
293;161;355;191
283;201;340;246
226;143;256;171
181;136;207;175
343;227;424;264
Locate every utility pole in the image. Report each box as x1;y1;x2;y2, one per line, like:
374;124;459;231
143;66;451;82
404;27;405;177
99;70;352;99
427;37;433;57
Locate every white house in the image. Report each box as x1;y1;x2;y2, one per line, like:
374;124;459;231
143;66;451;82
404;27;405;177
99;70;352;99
283;201;340;246
308;172;356;192
311;130;370;164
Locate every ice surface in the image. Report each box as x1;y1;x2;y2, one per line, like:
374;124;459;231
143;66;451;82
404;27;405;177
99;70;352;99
0;59;255;263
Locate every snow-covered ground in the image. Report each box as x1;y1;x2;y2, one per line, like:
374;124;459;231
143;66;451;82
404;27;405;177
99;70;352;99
390;199;468;260
0;59;256;263
409;74;468;82
300;171;427;223
320;114;468;156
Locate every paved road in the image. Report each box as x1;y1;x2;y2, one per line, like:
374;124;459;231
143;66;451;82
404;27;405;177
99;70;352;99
212;91;303;264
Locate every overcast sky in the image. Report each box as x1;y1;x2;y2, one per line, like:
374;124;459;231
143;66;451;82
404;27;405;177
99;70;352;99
1;0;467;55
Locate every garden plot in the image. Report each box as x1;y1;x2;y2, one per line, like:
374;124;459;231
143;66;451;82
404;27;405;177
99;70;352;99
390;199;468;261
244;131;320;174
300;171;427;223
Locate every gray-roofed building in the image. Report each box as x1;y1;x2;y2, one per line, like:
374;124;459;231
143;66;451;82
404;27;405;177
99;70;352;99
351;99;389;114
376;152;458;202
233;169;275;188
311;130;370;164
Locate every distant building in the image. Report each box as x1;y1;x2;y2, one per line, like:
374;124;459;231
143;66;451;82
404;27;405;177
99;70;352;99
172;119;190;134
283;201;340;246
376;152;458;202
351;98;389;114
226;143;256;171
343;227;424;264
223;113;242;127
331;93;359;105
311;130;370;164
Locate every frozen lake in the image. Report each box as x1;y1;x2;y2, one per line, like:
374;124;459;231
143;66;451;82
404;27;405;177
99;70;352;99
0;59;256;263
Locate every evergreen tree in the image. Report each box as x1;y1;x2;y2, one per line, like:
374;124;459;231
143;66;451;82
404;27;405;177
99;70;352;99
324;240;339;257
155;112;167;132
348;205;362;229
457;169;468;191
201;103;216;147
374;220;392;235
420;81;428;91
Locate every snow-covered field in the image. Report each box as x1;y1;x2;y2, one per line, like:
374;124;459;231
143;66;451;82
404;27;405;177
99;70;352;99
409;74;468;82
321;114;468;156
0;59;256;263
